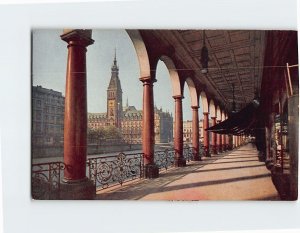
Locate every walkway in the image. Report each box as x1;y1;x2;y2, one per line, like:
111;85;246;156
96;143;280;200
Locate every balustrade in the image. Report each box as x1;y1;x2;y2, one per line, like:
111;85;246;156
31;162;65;199
87;152;144;189
32;146;199;197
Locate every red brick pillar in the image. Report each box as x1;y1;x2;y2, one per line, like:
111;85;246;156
61;30;93;182
226;134;230;150
60;29;95;199
140;77;159;178
211;117;217;154
222;134;226;151
174;95;186;167
216;120;222;153
192;106;201;161
203;112;210;156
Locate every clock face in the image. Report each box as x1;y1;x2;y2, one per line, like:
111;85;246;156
109;100;114;107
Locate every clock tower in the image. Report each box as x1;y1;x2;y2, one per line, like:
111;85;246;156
107;50;123;128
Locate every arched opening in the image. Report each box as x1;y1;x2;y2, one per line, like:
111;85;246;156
185;77;198;107
153;58;177;145
209;99;216;118
182;78;198;145
209;99;216;153
200;91;209;113
216;106;221;121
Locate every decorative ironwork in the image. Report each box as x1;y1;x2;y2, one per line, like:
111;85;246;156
154;149;175;170
87;152;144;189
31;162;65;200
183;146;193;162
199;144;205;157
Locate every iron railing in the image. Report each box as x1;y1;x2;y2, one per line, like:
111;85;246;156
31;146;198;197
31;161;65;199
183;146;193;162
87;152;144;190
154;149;175;170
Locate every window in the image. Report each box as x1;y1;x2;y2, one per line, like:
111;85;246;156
36;111;42;120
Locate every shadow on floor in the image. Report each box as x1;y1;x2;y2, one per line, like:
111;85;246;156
161;163;266;178
211;159;260;165
96;172;272;200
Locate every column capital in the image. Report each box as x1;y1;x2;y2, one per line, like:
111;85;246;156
173;95;184;100
203;112;209;116
191;106;199;110
139;76;157;84
61;29;94;47
211;116;216;119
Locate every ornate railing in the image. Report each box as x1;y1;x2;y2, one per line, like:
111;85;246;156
199;144;205;156
31;162;65;200
32;146;198;197
154;146;197;170
87;152;144;190
183;146;193;162
154;149;175;170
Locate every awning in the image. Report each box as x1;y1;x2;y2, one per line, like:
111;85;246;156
206;99;260;135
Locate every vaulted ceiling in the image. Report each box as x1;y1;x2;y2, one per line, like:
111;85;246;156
141;30;266;112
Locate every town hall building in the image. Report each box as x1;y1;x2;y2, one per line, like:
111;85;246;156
88;53;173;144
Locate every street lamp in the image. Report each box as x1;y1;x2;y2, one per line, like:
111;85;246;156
201;30;209;74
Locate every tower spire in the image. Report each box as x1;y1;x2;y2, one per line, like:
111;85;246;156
126;97;128;107
114;47;117;65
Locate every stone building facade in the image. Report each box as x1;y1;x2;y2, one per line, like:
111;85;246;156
182;119;204;143
88;53;173;144
32;85;65;145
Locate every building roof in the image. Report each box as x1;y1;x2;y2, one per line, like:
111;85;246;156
88;112;107;119
107;51;122;92
32;85;63;97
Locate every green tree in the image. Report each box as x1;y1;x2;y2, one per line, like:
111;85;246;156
103;126;122;140
88;126;123;144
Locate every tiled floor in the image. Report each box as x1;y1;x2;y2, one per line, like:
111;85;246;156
96;143;280;200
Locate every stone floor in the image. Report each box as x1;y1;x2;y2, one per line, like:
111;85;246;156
96;143;280;200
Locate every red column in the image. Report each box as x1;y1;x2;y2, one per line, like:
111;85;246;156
203;112;210;156
174;95;186;167
226;134;230;150
222;134;226;151
140;77;158;178
61;30;94;182
192;106;201;161
211;117;217;154
216;120;222;153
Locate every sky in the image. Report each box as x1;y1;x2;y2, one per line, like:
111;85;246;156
32;29;200;121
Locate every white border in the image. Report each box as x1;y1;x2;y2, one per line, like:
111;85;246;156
0;0;299;233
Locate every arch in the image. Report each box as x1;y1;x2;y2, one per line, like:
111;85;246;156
200;91;209;113
185;77;198;107
224;112;228;120
216;106;221;121
159;55;182;96
126;30;151;78
209;99;216;118
221;111;225;121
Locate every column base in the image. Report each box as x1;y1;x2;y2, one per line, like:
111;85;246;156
175;158;186;167
212;148;218;154
144;164;159;179
60;178;95;200
193;154;201;161
203;147;211;157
